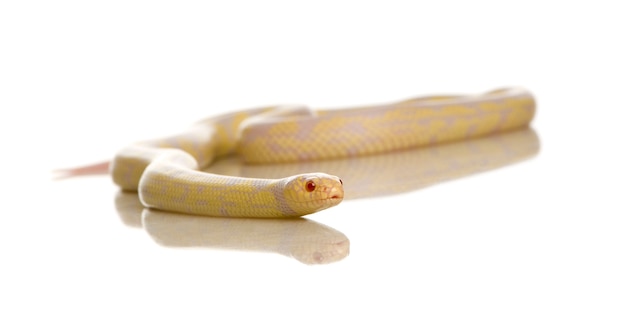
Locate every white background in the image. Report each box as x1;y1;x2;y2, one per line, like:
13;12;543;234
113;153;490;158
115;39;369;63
1;1;625;309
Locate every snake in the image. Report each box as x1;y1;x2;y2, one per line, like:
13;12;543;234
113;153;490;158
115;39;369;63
109;128;538;264
110;87;536;218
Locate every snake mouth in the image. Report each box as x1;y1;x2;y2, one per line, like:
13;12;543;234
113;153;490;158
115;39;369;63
324;194;344;204
310;195;343;207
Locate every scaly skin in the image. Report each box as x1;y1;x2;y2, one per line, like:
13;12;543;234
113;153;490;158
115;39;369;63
110;87;535;218
111;129;537;264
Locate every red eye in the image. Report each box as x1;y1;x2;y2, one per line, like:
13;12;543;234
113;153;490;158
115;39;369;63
305;180;316;192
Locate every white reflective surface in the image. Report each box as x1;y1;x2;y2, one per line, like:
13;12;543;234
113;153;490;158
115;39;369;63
2;1;625;309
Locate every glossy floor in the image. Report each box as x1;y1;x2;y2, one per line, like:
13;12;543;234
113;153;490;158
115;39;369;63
2;1;625;309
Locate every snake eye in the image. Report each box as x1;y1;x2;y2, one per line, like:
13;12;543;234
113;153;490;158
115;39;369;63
339;179;343;185
305;180;316;192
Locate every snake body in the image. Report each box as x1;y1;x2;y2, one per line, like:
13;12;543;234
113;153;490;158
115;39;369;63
111;87;535;218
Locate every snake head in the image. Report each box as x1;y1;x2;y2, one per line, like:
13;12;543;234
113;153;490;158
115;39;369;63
283;173;344;216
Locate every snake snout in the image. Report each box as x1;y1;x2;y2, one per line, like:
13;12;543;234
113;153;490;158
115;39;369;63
327;185;344;201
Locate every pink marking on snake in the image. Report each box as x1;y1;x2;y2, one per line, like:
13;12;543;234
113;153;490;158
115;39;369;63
219;207;230;217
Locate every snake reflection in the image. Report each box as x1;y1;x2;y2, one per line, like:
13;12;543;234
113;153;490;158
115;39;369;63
115;128;539;265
